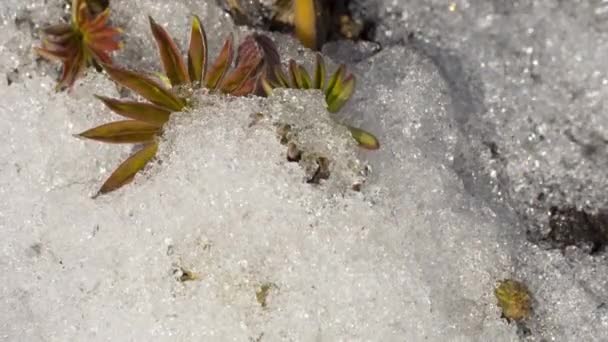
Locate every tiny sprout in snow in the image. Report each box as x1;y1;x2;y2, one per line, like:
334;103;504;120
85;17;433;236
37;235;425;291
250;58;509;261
495;279;532;322
262;54;380;150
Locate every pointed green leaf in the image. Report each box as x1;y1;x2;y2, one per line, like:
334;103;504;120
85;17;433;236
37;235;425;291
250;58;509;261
187;15;208;86
260;75;274;96
77;120;159;143
347;125;380;150
313;53;325;89
95;141;158;197
205;34;234;90
326;73;355;113
324;64;345;98
153;72;173;89
103;63;186;111
95;95;171;125
274;66;290;87
149;16;189;86
298;65;312;89
288;60;304;88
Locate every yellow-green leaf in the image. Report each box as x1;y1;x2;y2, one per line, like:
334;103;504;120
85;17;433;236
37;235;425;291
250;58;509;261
95;141;158;197
149;16;189;86
312;53;325;89
153;72;173;89
326;70;355;113
324;64;345;98
495;279;531;321
289;60;304;88
260;75;273;96
298;65;312;89
274;66;290;87
205;34;234;90
77;120;159;143
347;125;380;150
187;15;208;85
95;95;171;126
103;63;186;111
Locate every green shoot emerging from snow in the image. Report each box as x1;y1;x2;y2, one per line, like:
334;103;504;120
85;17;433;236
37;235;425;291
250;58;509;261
261;54;380;150
78;16;271;197
70;2;378;197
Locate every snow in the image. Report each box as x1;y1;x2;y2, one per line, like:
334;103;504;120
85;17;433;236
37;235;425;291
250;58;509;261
353;0;608;340
1;0;607;341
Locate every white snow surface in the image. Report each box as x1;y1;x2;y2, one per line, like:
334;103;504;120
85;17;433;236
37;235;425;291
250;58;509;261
347;0;608;341
0;0;607;341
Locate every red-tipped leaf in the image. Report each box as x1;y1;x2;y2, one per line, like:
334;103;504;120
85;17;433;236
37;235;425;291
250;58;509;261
220;54;262;93
205;34;234;90
187;15;208;85
95;141;159;197
77;120;159;143
149;16;189;86
231;74;260;96
95;95;172;126
103;63;186;111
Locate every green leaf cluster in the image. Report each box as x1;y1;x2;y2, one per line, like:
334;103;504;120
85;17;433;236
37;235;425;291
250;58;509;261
262;54;379;150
